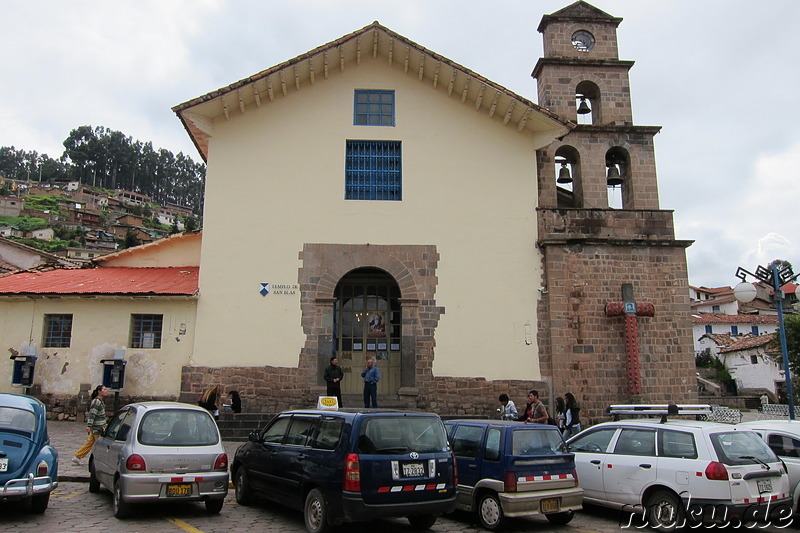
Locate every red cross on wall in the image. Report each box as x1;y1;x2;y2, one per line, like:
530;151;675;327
604;283;655;396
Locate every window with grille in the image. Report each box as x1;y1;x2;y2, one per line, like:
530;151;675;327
130;314;163;349
345;140;401;200
43;314;73;348
354;90;394;126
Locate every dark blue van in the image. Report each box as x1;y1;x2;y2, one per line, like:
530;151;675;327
232;408;456;533
445;420;583;530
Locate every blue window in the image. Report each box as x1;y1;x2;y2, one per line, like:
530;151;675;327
752;326;759;335
731;326;739;335
705;325;712;334
345;140;401;201
43;314;73;348
354;90;395;126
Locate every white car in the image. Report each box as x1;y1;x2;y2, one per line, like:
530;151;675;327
566;405;792;530
738;419;800;514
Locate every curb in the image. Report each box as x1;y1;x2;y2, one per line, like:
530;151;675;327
60;475;90;483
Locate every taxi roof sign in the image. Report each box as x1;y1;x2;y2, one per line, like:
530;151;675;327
317;396;339;410
607;403;713;423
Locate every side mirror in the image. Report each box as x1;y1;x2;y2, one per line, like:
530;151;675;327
248;431;261;443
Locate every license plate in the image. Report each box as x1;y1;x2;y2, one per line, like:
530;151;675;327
541;498;560;513
757;479;772;493
402;462;425;477
166;483;192;497
0;458;7;472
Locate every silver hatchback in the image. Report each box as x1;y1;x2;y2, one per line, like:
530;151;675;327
88;401;229;518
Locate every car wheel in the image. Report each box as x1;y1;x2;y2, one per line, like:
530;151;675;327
88;461;101;493
407;514;437;530
113;480;132;519
477;492;504;531
28;493;50;514
304;488;329;533
646;490;684;532
205;498;224;514
234;467;254;505
545;510;574;525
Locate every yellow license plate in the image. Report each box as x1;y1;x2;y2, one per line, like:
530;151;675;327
166;483;192;497
541;498;560;513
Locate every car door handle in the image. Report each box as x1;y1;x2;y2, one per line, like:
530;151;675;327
590;460;601;465
639;464;652;469
297;454;305;460
468;464;477;470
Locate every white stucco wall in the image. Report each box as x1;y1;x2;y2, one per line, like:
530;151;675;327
192;58;547;381
0;297;196;396
722;350;783;394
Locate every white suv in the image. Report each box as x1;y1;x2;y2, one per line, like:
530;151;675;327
566;405;792;530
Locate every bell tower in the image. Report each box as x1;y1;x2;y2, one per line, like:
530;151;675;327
533;0;661;210
533;1;696;421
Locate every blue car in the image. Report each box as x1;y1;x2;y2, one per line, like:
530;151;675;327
445;420;582;530
0;393;58;513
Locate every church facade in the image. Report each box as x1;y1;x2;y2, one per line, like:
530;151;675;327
0;2;697;423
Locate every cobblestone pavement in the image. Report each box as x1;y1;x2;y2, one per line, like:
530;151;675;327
2;482;796;533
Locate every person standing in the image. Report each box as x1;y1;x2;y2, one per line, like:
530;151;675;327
361;357;381;408
563;392;582;439
555;396;566;432
324;356;344;407
519;390;548;424
72;385;108;465
498;394;518;420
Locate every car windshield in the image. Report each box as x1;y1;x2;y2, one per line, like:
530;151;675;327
710;431;778;466
512;428;566;456
138;409;219;446
360;416;449;454
0;407;36;433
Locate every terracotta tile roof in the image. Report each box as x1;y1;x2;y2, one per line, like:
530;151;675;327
691;313;779;325
718;333;776;354
0;267;199;296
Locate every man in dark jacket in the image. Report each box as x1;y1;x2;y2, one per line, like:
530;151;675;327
324;356;344;407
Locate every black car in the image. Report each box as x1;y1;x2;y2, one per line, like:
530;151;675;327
232;408;456;533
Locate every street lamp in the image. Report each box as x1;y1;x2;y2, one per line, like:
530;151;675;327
734;263;800;419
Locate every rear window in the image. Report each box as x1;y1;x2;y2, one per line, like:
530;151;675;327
710;431;778;466
360;416;449;454
512;428;566;456
0;407;36;433
138;409;219;446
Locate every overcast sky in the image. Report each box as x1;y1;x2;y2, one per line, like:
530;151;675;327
3;0;798;288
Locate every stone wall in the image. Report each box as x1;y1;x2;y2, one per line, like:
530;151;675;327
538;207;697;426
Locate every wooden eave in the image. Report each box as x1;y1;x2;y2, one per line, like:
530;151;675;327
172;21;574;162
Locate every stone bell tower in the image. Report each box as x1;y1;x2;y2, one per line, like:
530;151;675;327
533;1;697;422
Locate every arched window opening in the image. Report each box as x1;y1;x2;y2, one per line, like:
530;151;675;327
555;145;582;208
605;148;630;209
575;81;601;125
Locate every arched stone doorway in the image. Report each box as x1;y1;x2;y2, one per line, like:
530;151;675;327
334;268;402;397
300;243;442;409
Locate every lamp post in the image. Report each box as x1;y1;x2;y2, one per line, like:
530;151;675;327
734;263;800;419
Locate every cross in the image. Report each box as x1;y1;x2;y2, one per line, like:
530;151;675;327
604;283;654;396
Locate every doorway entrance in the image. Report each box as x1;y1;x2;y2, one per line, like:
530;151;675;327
334;268;402;399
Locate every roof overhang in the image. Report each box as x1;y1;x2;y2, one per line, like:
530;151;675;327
172;22;573;162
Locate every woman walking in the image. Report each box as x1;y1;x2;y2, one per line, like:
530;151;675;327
72;385;108;465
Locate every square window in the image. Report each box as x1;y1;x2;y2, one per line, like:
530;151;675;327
354;90;395;126
43;314;73;348
345;140;401;201
130;314;163;349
